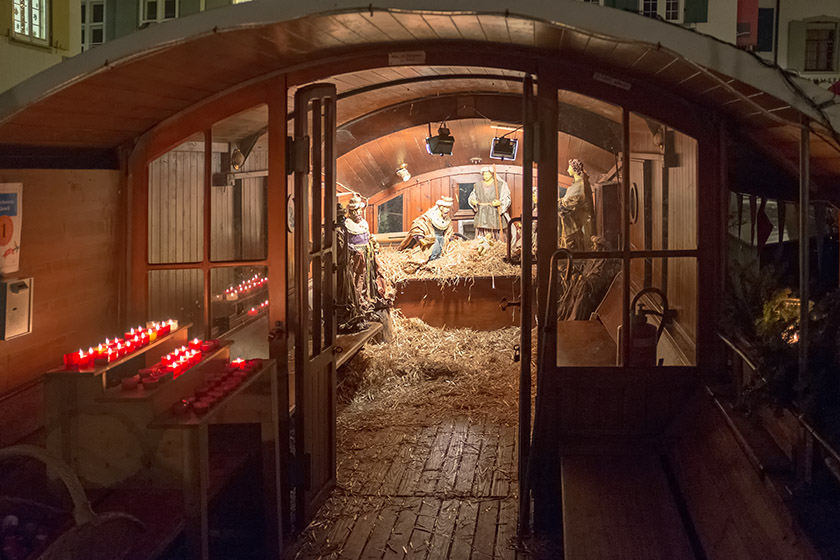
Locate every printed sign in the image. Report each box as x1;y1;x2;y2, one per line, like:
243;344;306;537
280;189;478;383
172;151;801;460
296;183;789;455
388;51;426;65
0;184;22;275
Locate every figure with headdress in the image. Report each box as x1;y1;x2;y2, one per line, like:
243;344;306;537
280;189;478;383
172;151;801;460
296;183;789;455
510;185;538;262
344;194;394;318
560;158;595;251
398;196;455;261
335;202;368;332
469;166;511;240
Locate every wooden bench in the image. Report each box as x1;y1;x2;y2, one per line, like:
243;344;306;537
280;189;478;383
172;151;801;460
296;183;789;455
561;452;696;560
335;322;383;369
665;392;820;560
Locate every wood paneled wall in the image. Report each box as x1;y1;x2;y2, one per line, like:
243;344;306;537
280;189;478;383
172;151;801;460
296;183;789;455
147;139;268;334
628;121;699;350
148;142;205;264
0;169;123;444
367;165;576;234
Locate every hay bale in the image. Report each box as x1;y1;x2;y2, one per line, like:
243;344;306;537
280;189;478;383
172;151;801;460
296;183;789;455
377;238;519;286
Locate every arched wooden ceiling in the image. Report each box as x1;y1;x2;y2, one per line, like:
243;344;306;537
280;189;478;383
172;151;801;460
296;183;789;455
337;118;616;196
1;2;838;197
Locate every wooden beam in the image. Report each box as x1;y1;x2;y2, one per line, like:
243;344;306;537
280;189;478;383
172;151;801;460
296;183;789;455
0;145;119;169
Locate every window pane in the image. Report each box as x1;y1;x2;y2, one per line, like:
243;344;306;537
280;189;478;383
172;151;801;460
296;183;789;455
210;105;269;262
806;27;836;71
148;269;204;339
91;27;103;44
81;4;86;23
377;194;403;233
628;113;697;251
148;133;205;264
557;90;623;253
629;257;697;366
210;266;269;359
665;0;679;20
643;0;658;17
145;0;157;21
457;183;474;211
556;258;622;367
92;3;104;23
164;0;176;19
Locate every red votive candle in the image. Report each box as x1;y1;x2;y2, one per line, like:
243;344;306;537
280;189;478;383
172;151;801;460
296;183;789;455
188;338;202;351
121;375;140;391
63;351;80;370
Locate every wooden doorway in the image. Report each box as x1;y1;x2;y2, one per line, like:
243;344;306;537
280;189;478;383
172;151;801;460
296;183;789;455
292;83;339;526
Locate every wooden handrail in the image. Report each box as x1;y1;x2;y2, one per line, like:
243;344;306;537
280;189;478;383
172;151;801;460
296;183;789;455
717;331;840;486
718;332;759;372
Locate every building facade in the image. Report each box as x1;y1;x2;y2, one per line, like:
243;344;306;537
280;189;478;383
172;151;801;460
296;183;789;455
581;0;840;88
0;1;81;92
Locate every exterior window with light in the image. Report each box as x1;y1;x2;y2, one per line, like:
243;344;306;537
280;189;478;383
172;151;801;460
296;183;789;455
81;0;106;51
140;0;177;26
640;0;682;23
12;0;49;44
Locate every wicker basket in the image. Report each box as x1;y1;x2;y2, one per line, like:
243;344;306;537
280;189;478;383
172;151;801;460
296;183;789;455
0;445;144;560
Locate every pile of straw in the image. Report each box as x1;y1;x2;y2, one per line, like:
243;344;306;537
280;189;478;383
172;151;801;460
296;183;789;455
337;312;523;428
377;238;519;286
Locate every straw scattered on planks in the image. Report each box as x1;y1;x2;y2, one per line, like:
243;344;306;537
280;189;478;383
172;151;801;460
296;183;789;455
376;238;519;286
337;312;523;429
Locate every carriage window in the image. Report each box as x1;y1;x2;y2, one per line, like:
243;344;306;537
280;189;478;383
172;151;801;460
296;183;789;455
148;133;205;264
377;194;403;233
147;269;204;339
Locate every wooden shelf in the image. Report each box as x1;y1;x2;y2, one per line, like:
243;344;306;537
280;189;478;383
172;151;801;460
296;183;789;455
148;360;272;428
45;323;192;380
335;322;383;369
97;340;233;403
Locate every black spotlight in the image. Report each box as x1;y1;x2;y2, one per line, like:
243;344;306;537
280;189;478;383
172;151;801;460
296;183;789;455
426;125;455;156
490;137;518;160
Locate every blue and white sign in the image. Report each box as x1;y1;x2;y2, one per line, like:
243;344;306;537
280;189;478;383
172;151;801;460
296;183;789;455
0;184;22;275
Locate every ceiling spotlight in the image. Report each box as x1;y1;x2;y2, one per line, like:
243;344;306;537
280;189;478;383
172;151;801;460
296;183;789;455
490;137;519;160
396;163;411;182
425;124;455;156
231;147;245;170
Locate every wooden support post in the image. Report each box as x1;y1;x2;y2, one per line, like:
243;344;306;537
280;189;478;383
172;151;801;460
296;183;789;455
183;425;210;560
532;69;559;535
518;74;534;537
266;74;291;533
798;120;812;487
620;108;631;366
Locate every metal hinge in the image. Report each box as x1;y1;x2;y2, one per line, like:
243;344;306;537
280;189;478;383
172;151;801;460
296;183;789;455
286;135;310;175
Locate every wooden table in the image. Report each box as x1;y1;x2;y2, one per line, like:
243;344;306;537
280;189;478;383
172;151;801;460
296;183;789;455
148;360;283;560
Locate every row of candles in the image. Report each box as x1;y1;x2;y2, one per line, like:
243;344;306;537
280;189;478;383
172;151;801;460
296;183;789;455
62;320;179;371
171;358;264;415
223;274;268;301
120;338;222;392
247;299;270;316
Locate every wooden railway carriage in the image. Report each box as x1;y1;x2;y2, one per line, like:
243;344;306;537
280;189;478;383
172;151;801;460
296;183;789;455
0;1;838;558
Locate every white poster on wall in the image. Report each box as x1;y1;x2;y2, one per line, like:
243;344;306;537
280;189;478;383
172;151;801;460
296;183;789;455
0;183;22;275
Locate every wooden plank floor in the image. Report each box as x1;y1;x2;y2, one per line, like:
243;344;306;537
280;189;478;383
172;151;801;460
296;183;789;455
286;416;527;559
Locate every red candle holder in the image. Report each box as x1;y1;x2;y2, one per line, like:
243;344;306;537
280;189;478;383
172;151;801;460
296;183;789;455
188;338;203;351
